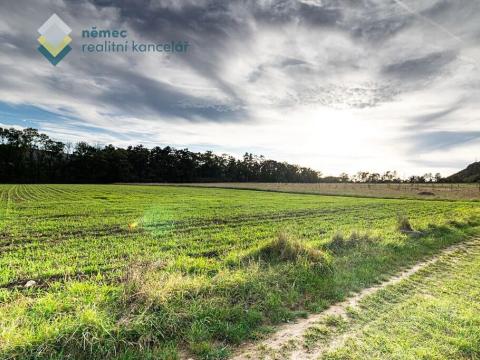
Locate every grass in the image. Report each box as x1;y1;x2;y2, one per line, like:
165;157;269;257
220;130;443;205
396;213;414;232
322;240;480;360
159;182;480;201
247;231;331;268
0;184;479;359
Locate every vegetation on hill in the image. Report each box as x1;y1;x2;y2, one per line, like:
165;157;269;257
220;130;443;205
446;161;480;183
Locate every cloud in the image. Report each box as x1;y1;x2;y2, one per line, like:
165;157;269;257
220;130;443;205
405;104;461;131
382;51;457;81
0;0;479;176
406;131;480;153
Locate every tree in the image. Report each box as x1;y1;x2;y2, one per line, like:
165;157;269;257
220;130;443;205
0;126;323;184
339;173;350;182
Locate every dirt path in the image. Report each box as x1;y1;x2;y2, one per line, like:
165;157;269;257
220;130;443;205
230;237;480;360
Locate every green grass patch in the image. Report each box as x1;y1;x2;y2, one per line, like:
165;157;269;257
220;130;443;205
323;241;480;360
0;184;479;359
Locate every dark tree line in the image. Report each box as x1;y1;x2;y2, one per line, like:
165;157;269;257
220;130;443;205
0;127;322;183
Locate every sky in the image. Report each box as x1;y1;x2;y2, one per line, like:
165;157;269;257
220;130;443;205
0;0;479;177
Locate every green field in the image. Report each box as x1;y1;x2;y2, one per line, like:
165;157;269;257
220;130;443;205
323;239;480;360
1;184;480;359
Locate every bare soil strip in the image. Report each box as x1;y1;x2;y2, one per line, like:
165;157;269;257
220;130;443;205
230;237;480;360
138;183;480;201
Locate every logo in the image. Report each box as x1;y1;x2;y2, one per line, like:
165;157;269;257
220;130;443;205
37;14;72;66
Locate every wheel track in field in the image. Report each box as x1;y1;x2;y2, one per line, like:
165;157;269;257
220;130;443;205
0;186;10;234
0;206;386;250
144;203;401;236
0;225;135;250
0;262;123;289
4;185;17;216
4;185;80;203
230;236;480;360
0;186;18;237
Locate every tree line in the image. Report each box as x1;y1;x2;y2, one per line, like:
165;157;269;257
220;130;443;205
334;171;444;184
1;127;468;184
0;127;321;183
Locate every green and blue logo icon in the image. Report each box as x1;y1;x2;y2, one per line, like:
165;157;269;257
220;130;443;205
37;14;72;66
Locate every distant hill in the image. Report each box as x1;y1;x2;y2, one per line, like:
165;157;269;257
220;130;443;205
447;162;480;183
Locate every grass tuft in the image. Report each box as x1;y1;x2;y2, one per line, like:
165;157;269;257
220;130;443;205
397;213;414;232
254;232;330;269
325;231;375;253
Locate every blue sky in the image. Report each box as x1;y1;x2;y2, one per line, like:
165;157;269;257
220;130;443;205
0;0;479;176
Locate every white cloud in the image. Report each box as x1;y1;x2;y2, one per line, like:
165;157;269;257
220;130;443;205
0;0;479;177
